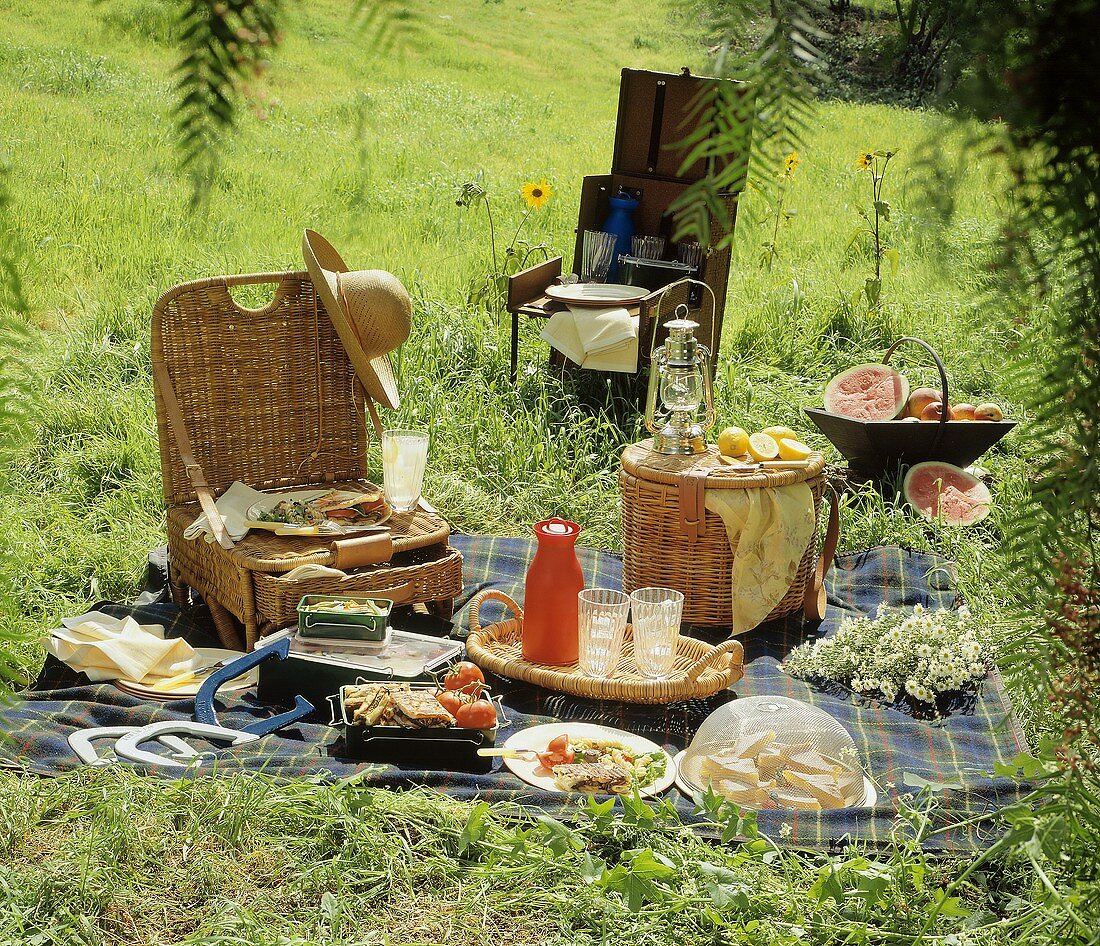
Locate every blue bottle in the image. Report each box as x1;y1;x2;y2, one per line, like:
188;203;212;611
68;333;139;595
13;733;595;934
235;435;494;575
601;190;638;281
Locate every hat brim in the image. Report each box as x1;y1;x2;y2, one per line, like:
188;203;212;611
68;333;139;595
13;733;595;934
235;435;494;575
303;229;401;410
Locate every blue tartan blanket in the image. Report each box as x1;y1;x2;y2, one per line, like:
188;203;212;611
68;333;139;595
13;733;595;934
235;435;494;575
0;536;1028;851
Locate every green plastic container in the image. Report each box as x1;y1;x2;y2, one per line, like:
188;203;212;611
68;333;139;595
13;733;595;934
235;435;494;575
297;594;393;642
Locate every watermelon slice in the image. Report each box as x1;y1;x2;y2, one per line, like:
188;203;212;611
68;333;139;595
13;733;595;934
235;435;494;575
902;461;992;525
823;363;910;421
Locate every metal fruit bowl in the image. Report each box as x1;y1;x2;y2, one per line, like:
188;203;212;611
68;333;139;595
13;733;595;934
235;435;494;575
805;337;1015;478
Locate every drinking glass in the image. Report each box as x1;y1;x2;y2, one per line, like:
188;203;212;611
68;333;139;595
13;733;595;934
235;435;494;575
577;589;630;677
581;230;618;283
630;587;684;679
677;241;704;272
631;234;666;260
381;428;429;512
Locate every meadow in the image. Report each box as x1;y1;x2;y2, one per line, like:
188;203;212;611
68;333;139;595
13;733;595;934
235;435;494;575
0;0;1047;942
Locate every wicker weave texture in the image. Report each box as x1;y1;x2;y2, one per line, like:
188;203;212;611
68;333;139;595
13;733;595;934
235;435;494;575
619;443;826;628
465;591;743;704
153;271;368;508
253;544;463;628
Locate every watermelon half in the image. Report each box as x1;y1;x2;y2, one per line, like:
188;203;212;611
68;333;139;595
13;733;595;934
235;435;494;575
823;363;910;421
902;461;992;526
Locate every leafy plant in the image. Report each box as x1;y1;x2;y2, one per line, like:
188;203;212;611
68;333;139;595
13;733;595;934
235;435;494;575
455;175;554;317
670;0;827;249
849;147;899;311
757;151;800;269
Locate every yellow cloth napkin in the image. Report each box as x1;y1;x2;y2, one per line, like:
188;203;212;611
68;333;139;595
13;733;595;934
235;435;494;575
540;306;639;373
46;612;198;683
704;483;817;635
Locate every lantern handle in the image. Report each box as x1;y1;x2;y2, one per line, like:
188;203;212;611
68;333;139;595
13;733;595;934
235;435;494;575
645;278;717;357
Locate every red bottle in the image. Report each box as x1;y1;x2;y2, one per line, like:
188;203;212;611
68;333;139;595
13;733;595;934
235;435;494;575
522;518;584;665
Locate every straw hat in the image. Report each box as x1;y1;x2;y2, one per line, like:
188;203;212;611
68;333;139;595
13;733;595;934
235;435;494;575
302;229;411;410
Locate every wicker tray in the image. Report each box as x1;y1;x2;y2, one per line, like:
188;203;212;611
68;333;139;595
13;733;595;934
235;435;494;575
466;590;744;704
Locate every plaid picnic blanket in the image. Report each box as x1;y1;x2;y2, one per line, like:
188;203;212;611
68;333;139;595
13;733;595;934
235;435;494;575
0;536;1028;851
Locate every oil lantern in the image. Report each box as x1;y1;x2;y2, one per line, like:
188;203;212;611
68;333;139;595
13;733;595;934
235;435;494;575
644;306;716;455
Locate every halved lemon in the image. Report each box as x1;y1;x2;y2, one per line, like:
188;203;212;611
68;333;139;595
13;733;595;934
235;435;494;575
747;432;780;461
778;438;813;461
717;426;750;458
762;425;799;443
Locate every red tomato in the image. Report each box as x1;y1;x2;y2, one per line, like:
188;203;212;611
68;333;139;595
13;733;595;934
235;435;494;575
455;698;497;729
436;691;464;716
536;734;575;768
444;661;486;695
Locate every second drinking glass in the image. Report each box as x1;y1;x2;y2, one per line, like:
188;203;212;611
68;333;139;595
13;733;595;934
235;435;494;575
630;587;684;679
381;428;429;512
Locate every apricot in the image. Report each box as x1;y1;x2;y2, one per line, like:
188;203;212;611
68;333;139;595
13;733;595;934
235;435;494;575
951;403;977;421
906;387;942;418
920;401;948;421
974;402;1004;421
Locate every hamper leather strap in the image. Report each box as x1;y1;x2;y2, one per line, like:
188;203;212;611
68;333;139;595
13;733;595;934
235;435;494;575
679;466;710;544
803;484;840;621
328;532;394;569
152;360;233;550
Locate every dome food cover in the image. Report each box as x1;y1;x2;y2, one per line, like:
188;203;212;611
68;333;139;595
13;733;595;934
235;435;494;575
679;696;868;810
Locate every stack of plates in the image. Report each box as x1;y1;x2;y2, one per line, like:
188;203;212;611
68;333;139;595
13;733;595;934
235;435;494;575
113;647;255;702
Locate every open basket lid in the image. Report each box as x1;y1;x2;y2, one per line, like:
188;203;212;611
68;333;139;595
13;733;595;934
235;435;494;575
620;442;825;490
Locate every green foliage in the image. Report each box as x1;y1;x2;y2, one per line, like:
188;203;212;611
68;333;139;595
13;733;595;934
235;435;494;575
671;0;827;248
174;0;283;205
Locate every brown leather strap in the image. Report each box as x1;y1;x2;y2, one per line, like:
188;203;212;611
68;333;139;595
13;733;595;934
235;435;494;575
804;484;841;621
152;359;233;550
679;466;710;544
365;396;384;444
328;532;394;569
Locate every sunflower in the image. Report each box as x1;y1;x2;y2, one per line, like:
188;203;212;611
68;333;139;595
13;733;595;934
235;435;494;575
855;151;874;171
521;179;553;210
783;151;800;176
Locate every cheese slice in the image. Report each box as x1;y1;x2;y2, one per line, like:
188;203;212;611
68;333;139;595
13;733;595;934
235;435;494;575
755;749;784;781
783;770;847;809
772;788;823;811
731;729;776;760
783;749;842;778
701;755;761;786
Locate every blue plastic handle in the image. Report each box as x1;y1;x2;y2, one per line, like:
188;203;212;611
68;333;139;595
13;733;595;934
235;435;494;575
194;637;314;736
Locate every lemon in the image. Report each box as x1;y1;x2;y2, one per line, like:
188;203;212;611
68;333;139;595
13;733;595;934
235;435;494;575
747;432;780;461
762;425;799;443
382;437;400;466
717;426;750;458
778;438;812;461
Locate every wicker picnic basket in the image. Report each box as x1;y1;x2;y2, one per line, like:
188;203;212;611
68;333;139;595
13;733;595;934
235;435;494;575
619;443;839;630
152;270;462;650
465;590;744;704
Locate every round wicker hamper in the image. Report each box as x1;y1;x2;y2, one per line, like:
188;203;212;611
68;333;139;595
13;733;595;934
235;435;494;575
619;441;834;630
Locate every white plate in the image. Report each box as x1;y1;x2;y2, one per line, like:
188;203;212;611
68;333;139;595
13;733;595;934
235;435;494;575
544;283;649;307
245;488;392;536
501;722;675;797
672;750;879;809
114;647;256;701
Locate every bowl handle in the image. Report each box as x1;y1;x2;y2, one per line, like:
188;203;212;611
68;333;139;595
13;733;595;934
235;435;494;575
469;589;523;638
883;336;951;430
684;638;745;682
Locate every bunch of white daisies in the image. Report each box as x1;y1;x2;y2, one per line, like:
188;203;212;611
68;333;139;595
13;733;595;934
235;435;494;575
780;603;987;705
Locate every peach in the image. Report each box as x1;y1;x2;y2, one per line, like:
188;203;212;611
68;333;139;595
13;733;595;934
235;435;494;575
906;387;943;418
951;403;977;421
921;401;948;421
974;402;1004;421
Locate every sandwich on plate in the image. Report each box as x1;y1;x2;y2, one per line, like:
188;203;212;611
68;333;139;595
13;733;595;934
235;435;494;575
550;762;632;795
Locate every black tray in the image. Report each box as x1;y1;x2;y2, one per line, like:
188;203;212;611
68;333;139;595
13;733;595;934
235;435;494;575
806;337;1016;478
330;685;497;772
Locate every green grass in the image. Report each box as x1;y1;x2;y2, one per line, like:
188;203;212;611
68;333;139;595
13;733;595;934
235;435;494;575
0;0;1051;942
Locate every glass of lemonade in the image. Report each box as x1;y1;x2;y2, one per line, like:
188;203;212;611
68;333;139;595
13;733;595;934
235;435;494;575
629;587;684;679
381;429;429;513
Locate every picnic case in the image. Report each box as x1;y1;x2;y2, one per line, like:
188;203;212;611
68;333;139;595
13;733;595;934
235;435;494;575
618;443;839;629
572;68;749;365
152;271;463;650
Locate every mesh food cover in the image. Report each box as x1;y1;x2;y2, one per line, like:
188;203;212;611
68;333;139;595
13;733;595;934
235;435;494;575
680;696;867;810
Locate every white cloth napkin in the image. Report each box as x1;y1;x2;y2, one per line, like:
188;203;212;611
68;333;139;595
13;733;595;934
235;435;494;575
183;481;327;543
540;304;639;373
276;564;348;580
46;612;198;682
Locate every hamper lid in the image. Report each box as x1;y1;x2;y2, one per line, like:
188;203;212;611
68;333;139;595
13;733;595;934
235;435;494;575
620;441;825;490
